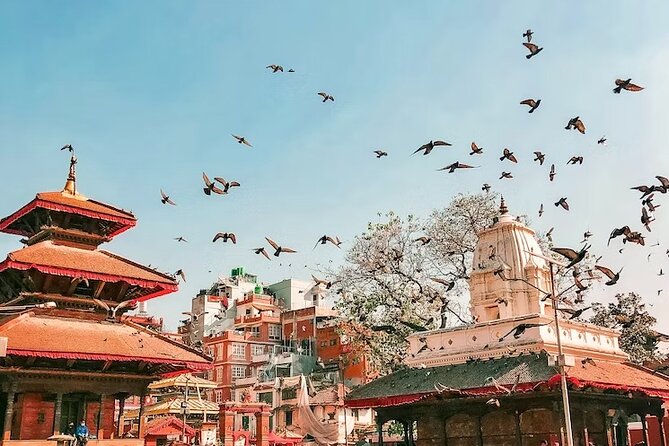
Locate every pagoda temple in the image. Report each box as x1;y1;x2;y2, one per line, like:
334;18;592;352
0;154;211;445
347;199;669;446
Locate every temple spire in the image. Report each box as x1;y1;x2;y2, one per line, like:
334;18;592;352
499;196;508;215
62;153;77;196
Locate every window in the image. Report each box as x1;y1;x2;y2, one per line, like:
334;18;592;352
232;366;246;379
232;343;246;359
269;325;281;340
249;326;260;337
215;391;222;403
257;392;273;405
217;366;223;382
285;410;293;426
320;341;327;348
252;345;265;356
281;388;297;400
330;339;337;346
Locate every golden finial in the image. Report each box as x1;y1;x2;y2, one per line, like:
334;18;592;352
62;153;77;195
499;196;508;215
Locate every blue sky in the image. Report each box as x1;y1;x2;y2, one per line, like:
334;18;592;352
1;1;668;331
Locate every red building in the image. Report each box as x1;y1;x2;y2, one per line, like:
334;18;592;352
0;155;211;444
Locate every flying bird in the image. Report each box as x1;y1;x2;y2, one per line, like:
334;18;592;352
437;162;477;173
314;235;342;249
555;197;569;211
413;140;452;156
317;92;334;102
520;98;541;113
312;274;332;289
567;156;584;165
595;265;622;286
203;173;226;195
373;150;388;158
266;64;284;72
565;116;586;134
160;189;176;206
212;233;237;244
641;207;654;232
607;226;631;246
549;164;556;182
538;204;544;217
499;323;549;341
500;172;513;180
61;144;74;152
482;183;491;192
533;151;545;165
523;42;543;59
253;247;271;260
266;237;297;257
174;269;186;282
500;148;518;163
656;176;669;191
597;136;607;145
470;142;483;155
613;78;644;94
174;236;188;243
93;298;136;321
552;245;590;268
214;177;241;193
546;227;554;242
232;134;252;147
523;29;533;42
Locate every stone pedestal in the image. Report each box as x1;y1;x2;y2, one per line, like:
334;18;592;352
255;411;271;446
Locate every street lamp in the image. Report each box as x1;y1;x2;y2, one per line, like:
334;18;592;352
496;252;575;446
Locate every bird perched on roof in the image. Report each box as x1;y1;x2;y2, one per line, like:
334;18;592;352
413;140;452;155
174;269;186;282
266;237;297;256
500;171;513;180
470;142;483;155
499;323;550;341
595;265;622;286
520;98;541;113
373;150;388;158
565;116;586;134
567;156;584;165
581;357;596;367
314;235;342;249
213;232;236;244
500;148;518;163
202;173;226;196
317;92;334;102
160;189;176;206
266;64;283;73
552;245;590;268
523;29;533;42
253;247;271;260
613;78;644;94
232;134;252;147
549;164;556;182
523;42;543;59
554;197;569;211
533;151;545;165
437;162;477;173
214;177;241;194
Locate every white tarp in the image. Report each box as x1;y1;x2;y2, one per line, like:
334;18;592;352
296;375;355;445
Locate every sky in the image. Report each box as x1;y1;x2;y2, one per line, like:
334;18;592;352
0;1;668;331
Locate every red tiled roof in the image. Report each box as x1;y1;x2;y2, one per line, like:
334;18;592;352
0;312;211;371
0;241;177;300
0;191;136;238
143;417;195;437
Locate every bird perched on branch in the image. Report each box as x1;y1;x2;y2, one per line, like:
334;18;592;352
413;140;452;156
613;78;643;94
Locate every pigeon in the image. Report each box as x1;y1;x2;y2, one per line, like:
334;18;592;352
533;151;545;165
437;162;477;173
266;237;297;257
203;173;226;195
414;236;432;245
552;245;590;268
61;144;74;152
520;98;541;113
174;236;188;243
523;42;543;59
212;233;237;244
657;176;669;191
160;189;176;206
595;265;622;286
523;29;533;42
631;185;661;199
538;204;544;217
500;148;518;163
470;142;483;155
232;134;252;147
312;274;332;289
555;197;569;211
499;323;549;341
643;194;660;212
430;277;455;292
581;357;596;367
581;231;593;243
486;398;501;407
174;269;186;282
561;306;591;320
413;140;452;156
373;150;388;158
214;177;241;193
546;227;554;242
565;116;586;134
314;235;342;249
567;156;584;165
641;207;654;232
500;172;513;180
597;136;607;145
482;183;491;192
253;247;271;260
549;164;556;182
607;226;631;245
613;78;644;94
317;92;335;102
266;64;284;73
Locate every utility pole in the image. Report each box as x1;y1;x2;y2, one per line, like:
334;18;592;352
182;376;190;443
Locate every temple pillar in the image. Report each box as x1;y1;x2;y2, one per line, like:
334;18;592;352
255;410;270;446
3;383;17;441
403;421;409;445
138;389;147;439
377;419;384;446
604;413;613;446
53;392;63;435
476;415;483;446
116;395;126;438
641;415;649;446
97;394;105;439
220;409;235;446
408;421;415;446
658;414;667;446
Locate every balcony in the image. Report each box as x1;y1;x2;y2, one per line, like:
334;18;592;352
234;313;280;325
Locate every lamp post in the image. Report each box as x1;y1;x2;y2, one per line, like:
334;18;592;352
498;252;575;446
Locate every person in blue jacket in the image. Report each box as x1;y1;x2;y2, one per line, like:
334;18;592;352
74;420;89;446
